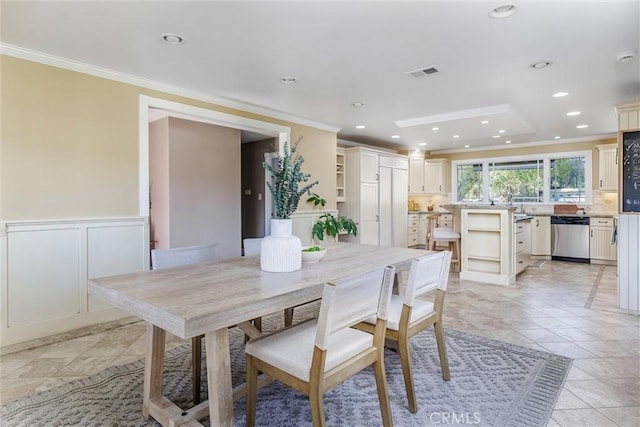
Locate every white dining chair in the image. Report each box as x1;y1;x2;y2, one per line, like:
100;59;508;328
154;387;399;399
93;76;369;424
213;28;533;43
355;250;452;414
150;242;219;405
245;265;396;427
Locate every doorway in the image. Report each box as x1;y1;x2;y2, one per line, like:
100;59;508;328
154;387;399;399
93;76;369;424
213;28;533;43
140;96;289;254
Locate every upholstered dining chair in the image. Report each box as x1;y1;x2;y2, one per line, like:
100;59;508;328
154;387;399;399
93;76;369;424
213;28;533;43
150;242;219;405
245;265;397;427
355;250;452;414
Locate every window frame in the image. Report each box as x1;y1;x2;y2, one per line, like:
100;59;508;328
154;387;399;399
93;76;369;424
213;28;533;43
451;150;592;205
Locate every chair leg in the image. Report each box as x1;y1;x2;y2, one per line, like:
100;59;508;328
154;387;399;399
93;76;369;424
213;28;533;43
191;336;202;404
373;358;393;427
397;332;417;413
309;383;326;427
284;307;294;327
434;321;451;381
246;355;258;427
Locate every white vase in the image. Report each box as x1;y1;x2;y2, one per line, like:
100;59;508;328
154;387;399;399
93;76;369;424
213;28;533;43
260;219;302;272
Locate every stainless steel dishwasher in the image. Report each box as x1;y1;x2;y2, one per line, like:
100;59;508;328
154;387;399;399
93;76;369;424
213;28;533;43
551;216;590;263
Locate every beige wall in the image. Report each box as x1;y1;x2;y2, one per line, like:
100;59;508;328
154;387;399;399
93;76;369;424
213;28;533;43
1;55;338;220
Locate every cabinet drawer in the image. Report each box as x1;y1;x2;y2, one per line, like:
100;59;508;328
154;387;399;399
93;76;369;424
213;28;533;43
438;220;452;228
591;217;613;227
516;252;531;274
408;226;419;234
408;234;420;246
408;214;419;221
408;220;419;228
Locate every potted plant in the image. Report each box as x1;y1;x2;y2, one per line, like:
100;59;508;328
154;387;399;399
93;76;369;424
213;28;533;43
307;193;358;242
260;137;318;272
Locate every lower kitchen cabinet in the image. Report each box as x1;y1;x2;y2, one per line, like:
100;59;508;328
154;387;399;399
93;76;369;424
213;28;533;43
590;217;617;264
531;216;551;257
514;220;532;274
408;213;420;248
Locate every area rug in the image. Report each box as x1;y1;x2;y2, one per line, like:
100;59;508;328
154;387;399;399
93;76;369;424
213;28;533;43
0;321;572;426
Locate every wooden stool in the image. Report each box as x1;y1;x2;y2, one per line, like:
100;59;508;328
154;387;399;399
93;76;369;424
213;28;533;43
426;215;461;272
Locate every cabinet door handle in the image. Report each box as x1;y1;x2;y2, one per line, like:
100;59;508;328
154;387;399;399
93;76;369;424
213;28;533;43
376;215;379;222
590;230;593;237
518;261;524;264
536;219;539;227
439;185;442;191
600;179;603;187
422;185;424;191
518;241;523;244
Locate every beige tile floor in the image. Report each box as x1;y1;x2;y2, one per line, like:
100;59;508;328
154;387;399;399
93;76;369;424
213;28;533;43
1;260;638;426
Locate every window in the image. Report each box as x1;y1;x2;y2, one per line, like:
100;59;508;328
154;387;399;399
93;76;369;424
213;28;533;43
453;151;591;205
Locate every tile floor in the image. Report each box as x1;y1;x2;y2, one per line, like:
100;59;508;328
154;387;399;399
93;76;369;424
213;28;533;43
1;260;638;426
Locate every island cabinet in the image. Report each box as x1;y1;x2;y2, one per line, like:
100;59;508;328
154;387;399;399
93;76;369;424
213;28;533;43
514;220;532;274
460;208;515;286
531;216;551;257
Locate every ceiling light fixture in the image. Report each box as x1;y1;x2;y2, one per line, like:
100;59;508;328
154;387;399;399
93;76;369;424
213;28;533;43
391;135;400;139
432;127;439;131
617;51;636;62
464;145;470;148
498;129;506;133
567;111;581;116
481;120;489;124
351;102;364;107
552;91;569;98
489;4;518;19
493;135;501;138
529;61;552;70
280;77;297;84
453;135;460;139
419;142;427;146
355;125;366;129
505;140;512;144
576;124;589;129
161;33;184;44
554;136;561;139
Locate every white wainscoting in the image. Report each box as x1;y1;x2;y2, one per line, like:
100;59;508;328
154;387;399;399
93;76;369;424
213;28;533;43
0;217;150;347
618;214;640;315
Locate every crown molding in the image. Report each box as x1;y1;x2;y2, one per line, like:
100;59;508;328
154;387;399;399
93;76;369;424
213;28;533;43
0;43;340;133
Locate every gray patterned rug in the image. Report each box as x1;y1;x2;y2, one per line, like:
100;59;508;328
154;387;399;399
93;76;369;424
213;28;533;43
0;319;571;426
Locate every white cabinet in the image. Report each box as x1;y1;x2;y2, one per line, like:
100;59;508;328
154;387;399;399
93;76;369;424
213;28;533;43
408;213;420;248
590;217;617;264
424;159;450;194
460;208;515;286
531;216;551;257
409;157;425;193
343;148;408;247
597;144;618;191
336;147;346;202
514;220;532;274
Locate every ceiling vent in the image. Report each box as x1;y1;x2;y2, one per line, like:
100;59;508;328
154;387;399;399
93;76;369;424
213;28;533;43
407;66;439;78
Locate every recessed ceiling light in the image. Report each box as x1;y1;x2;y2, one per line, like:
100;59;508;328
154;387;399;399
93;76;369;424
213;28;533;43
529;61;553;70
492;135;501;139
351;102;364;107
464;145;470;148
418;142;427;146
280;77;297;84
481;120;489;124
617;51;636;62
552;91;569;98
489;4;518;19
576;124;589;129
161;33;184;44
567;111;581;116
498;129;506;133
355;125;366;129
453;135;460;139
505;140;512;144
432;127;439;131
554;136;561;139
391;135;400;139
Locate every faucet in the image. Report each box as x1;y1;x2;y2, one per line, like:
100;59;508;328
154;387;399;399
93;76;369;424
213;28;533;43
507;193;513;207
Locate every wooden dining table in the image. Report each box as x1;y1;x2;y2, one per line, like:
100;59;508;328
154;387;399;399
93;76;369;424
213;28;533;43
88;242;430;427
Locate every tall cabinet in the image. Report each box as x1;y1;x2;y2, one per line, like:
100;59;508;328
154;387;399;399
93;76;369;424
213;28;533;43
343;147;408;247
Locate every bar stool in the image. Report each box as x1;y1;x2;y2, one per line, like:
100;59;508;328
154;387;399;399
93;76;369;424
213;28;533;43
427;214;461;272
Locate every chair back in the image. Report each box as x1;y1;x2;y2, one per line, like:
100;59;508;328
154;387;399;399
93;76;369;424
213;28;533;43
243;238;263;256
403;251;452;307
314;266;395;350
151;243;219;270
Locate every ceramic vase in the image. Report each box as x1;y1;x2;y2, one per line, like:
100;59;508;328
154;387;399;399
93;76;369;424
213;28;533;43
260;219;302;272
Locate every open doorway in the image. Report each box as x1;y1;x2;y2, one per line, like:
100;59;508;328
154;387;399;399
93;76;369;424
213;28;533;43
140;96;289;255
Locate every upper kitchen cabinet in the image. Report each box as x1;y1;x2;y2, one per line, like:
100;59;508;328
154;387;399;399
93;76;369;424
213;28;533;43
408;157;450;195
409;157;425;193
424;159;450;194
336;147;346;202
597;144;618;191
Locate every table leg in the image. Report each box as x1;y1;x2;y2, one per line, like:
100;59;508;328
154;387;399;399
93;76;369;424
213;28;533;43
205;329;234;427
143;323;166;419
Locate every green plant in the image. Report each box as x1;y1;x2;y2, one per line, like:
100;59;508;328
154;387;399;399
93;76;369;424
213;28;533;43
263;137;318;219
307;193;358;241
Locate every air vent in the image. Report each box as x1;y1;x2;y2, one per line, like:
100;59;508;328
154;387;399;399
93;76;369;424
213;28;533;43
407;66;439;78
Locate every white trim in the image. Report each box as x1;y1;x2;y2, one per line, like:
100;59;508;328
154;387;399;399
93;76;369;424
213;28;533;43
0;43;340;133
139;96;291;217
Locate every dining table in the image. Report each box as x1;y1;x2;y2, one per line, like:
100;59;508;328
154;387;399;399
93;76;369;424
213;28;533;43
88;242;430;427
